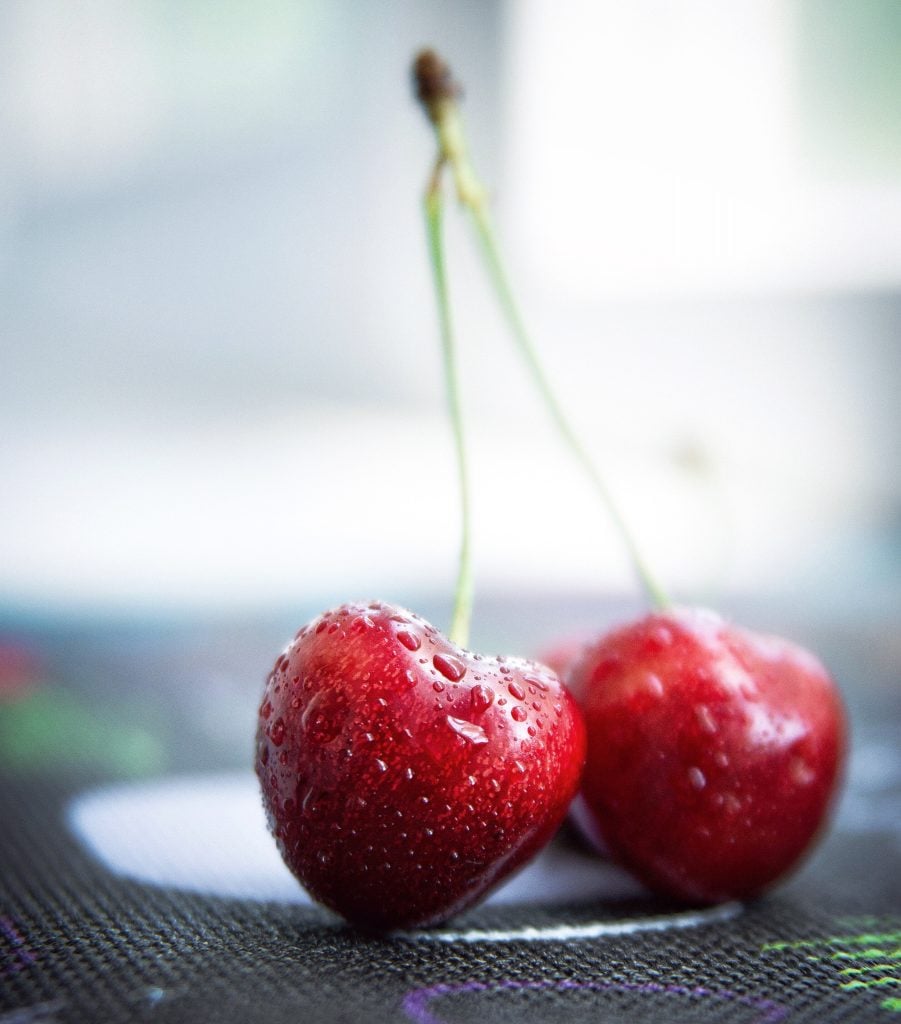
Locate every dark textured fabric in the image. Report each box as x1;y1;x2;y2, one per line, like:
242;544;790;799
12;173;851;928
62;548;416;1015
1;599;899;1023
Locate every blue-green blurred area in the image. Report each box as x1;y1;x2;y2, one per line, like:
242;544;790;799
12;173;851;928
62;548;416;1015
0;0;899;618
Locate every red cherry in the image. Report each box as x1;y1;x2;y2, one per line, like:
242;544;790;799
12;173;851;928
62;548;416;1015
570;607;846;904
256;600;586;929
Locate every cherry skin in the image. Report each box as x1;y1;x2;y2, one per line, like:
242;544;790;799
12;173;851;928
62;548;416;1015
256;600;586;930
569;607;846;904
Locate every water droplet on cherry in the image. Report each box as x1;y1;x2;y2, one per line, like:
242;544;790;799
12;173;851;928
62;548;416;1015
470;684;493;712
397;629;421;651
446;715;489;745
433;652;466;681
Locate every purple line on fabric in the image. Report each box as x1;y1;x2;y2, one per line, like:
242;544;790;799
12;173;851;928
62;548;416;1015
0;915;37;975
402;977;789;1024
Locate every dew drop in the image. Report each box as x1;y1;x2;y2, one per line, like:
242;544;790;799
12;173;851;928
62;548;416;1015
269;718;286;746
511;706;528;723
790;757;815;786
687;766;707;791
645;673;665;697
650;625;674;648
507;681;525;700
375;758;388;773
524;674;549;692
397;629;421;651
447;715;489;745
432;681;445;693
433;652;466;681
470;684;494;712
695;704;718;734
724;793;742;814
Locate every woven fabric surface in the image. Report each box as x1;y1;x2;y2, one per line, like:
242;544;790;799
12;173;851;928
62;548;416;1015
1;599;899;1023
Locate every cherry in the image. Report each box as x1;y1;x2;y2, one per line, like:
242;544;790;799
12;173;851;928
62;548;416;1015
255;601;585;929
568;608;846;903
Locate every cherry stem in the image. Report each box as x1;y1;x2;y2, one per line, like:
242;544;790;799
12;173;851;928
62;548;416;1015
413;49;669;611
424;169;475;648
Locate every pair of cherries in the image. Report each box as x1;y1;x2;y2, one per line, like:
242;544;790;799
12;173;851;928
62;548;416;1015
255;599;845;929
254;50;846;930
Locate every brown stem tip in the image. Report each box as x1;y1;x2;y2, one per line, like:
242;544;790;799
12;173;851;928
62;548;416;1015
413;49;461;121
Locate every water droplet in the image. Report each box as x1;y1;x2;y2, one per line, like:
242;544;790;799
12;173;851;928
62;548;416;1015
649;625;673;648
315;620;328;634
403;668;417;688
269;718;286;746
508;681;525;700
511;706;527;723
447;715;489;745
397;629;421;651
404;766;415;780
260;700;272;720
524;674;549;692
645;673;664;697
724;793;741;814
375;758;388;773
327;622;339;635
317;850;330;865
790;757;815;786
433;652;466;681
687;766;706;790
470;684;494;712
714;750;729;768
432;681;445;693
513;760;526;774
695;704;717;734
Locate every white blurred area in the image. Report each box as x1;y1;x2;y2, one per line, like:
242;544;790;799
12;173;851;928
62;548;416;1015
0;0;899;615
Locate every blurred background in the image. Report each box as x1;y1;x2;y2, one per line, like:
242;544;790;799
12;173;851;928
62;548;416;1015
1;0;900;623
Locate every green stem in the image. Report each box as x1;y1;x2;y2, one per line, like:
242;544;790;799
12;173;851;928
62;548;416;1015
424;176;474;647
413;48;668;611
467;202;669;610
